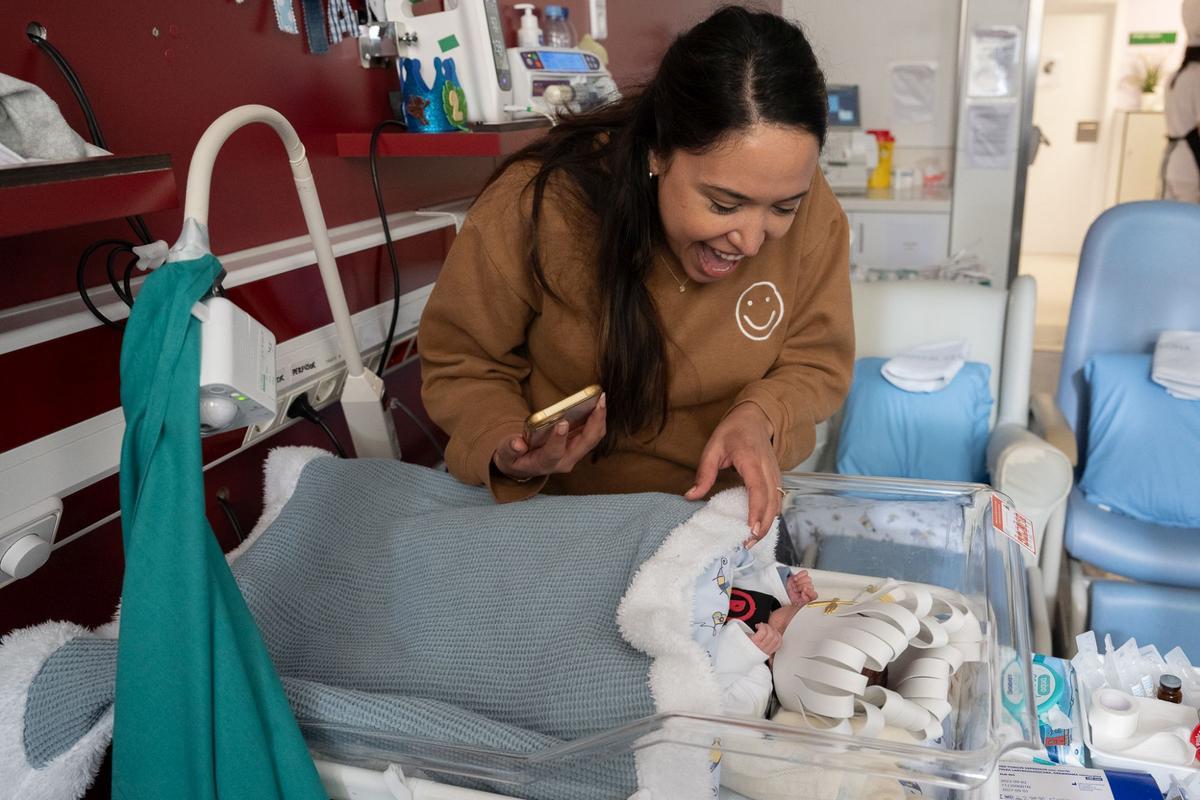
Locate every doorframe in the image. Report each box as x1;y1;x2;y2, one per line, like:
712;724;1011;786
1007;0;1045;283
1015;0;1120;267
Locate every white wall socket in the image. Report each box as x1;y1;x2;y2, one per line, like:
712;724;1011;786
0;496;62;579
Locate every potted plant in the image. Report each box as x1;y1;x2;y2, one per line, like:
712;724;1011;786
1124;56;1164;110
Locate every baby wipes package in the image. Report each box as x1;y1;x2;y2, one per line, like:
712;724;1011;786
1033;653;1085;766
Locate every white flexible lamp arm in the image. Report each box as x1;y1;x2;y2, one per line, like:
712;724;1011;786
184;104;365;379
183;105;399;459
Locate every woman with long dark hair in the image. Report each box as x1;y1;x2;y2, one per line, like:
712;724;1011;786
419;6;854;540
1163;0;1200;202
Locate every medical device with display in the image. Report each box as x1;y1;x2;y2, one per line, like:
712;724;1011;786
508;46;619;120
372;1;617;124
827;84;861;128
820;84;876;195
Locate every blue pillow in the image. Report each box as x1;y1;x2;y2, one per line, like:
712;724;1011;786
836;358;992;483
1079;354;1200;528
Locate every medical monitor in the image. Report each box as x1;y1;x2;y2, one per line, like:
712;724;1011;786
827;85;860;128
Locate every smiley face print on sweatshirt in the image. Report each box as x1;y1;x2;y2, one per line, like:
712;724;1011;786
735;281;785;341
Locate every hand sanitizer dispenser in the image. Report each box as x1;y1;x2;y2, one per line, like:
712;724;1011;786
515;4;541;48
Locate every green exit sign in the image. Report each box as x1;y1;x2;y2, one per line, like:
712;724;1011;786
1129;31;1177;45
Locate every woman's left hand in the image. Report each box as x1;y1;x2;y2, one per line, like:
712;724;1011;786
686;402;780;546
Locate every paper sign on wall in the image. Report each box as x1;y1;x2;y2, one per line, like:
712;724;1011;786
965;101;1017;169
968;26;1021;98
891;62;938;124
992;494;1036;556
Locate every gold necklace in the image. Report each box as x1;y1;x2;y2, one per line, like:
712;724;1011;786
663;260;689;293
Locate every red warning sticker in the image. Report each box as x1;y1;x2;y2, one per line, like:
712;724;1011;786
992;494;1037;556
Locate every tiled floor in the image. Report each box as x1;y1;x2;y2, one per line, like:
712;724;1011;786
1019;251;1077;394
1019;252;1078;353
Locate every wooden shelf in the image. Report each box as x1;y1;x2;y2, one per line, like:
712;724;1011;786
336;124;550;158
0;154;176;239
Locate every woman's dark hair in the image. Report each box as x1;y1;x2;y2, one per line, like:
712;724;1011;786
1170;45;1200;88
490;6;827;453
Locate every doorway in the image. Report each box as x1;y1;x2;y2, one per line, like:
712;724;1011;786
1019;1;1116;354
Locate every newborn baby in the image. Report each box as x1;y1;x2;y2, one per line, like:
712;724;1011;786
715;551;818;717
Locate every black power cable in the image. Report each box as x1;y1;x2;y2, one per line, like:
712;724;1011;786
214;491;245;544
368;119;408;375
75;239;135;330
287;394;348;458
27;24;159;331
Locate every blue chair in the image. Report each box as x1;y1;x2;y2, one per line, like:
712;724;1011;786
788;277;1072;653
1039;201;1200;657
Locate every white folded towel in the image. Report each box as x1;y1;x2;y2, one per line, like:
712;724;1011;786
1152;331;1200;400
881;339;970;393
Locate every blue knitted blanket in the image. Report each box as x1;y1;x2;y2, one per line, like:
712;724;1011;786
233;456;697;797
6;452;757;800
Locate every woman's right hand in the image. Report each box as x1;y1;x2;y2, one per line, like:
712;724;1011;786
492;394;607;481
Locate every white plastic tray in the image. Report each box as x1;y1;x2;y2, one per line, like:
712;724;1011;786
1078;678;1200;791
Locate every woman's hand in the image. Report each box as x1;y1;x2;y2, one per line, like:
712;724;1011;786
492;394;607;481
686;402;780;546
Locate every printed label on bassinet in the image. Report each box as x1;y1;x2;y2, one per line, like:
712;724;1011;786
992;494;1036;556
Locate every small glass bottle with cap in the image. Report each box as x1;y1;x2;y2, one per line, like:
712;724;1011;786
1157;674;1183;704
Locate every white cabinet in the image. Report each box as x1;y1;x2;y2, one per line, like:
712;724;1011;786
1115;111;1167;203
846;211;951;270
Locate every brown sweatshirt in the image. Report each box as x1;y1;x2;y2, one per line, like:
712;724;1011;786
419;160;854;502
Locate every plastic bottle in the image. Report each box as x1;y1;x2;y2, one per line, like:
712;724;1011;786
543;5;576;48
561;7;579;47
514;4;542;49
866;129;894;190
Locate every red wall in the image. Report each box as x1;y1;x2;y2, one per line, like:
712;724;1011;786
0;0;777;795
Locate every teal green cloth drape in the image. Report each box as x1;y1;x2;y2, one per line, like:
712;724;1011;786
112;253;325;800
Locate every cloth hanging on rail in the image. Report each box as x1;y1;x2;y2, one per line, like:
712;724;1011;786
112;252;325;800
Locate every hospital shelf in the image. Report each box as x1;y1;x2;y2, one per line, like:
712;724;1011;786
336;124;551;158
0;154;177;239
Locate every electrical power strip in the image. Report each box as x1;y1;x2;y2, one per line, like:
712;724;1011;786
0;284;433;559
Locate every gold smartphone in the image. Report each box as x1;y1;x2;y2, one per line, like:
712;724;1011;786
524;384;603;448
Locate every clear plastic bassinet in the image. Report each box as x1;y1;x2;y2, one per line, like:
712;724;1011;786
301;473;1040;800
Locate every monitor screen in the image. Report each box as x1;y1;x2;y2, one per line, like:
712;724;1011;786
827;85;860;128
539;51;590;72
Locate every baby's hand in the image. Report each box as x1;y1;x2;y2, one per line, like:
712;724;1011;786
786;570;818;607
750;622;782;656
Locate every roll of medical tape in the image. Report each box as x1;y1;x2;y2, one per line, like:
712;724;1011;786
892;656;953;684
792;679;856;719
950;608;983;644
922;646;966;673
1090;688;1140;740
895;675;951;702
851;602;922;641
835;622;905;671
773;708;853;736
862;686;930;731
929;598;964;635
912;696;954;723
910;618;951;649
809;638;868;673
890;586;933;618
850;697;887;739
793;658;869;695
